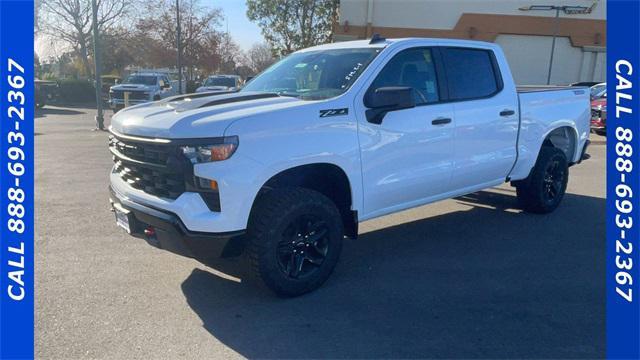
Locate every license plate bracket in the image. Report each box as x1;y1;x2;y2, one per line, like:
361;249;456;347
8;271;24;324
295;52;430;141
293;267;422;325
113;203;132;234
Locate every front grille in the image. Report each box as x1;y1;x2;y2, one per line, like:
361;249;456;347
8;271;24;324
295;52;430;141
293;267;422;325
111;90;149;101
109;135;189;199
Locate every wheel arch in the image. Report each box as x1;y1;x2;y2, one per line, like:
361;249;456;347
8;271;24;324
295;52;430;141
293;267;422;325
542;125;579;163
250;162;358;238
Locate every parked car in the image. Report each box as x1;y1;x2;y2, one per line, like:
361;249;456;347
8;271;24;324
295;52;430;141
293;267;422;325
571;81;600;88
109;72;176;112
591;93;607;135
590;82;606;100
195;74;242;93
34;79;58;109
109;37;590;296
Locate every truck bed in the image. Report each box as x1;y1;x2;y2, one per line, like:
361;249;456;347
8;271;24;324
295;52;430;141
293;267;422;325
517;85;588;93
508;85;591;181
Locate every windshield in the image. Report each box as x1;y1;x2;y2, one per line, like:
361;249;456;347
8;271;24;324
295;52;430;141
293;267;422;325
241;48;381;100
123;75;157;86
205;77;237;87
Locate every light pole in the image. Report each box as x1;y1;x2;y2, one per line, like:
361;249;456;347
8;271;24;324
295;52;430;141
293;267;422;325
176;0;183;94
519;4;589;85
91;0;105;130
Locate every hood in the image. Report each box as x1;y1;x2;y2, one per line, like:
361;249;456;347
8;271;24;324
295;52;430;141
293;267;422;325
591;98;606;108
110;91;309;139
111;84;154;92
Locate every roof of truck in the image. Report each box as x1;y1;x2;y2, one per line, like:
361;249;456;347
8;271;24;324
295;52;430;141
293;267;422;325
298;37;498;53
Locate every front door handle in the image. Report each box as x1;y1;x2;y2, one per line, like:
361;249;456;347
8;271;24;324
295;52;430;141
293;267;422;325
432;117;452;125
500;109;515;117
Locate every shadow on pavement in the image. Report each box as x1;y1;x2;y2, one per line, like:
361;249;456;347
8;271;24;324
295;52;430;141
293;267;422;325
181;191;605;359
36;107;86;118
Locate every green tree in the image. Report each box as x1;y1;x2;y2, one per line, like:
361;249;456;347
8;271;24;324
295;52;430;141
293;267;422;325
246;0;339;56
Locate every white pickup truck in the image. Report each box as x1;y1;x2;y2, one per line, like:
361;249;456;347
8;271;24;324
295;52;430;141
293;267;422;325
195;74;242;93
109;72;176;112
109;37;590;296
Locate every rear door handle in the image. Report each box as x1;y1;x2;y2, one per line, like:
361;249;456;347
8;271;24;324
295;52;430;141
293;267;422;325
432;117;452;125
500;109;515;117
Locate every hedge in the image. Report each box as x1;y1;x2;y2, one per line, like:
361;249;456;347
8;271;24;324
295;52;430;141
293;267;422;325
57;79;97;104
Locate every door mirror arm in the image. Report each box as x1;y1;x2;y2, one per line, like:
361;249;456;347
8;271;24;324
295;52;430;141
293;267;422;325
364;86;416;124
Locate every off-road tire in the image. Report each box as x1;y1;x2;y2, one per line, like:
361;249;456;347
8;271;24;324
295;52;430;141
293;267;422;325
516;146;569;214
247;187;343;297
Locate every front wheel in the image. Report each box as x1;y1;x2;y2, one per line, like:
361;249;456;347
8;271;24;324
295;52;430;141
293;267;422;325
247;188;343;297
516;147;569;214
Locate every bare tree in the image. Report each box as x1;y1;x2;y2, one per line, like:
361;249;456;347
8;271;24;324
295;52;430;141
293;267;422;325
217;33;243;74
133;0;222;78
247;42;276;74
39;0;130;76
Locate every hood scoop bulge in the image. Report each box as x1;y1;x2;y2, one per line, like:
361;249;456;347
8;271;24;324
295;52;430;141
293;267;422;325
197;92;280;109
164;91;282;113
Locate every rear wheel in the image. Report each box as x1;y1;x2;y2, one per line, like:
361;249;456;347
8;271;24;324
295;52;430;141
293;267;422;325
247;187;343;297
516;147;569;214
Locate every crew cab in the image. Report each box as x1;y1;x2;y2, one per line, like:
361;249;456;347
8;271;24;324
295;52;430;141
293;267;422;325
109;37;590;296
195;74;242;93
109;72;176;112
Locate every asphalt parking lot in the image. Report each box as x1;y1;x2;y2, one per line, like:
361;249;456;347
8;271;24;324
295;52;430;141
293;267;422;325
35;106;606;359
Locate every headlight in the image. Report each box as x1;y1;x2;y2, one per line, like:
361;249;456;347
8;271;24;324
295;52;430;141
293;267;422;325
180;136;239;163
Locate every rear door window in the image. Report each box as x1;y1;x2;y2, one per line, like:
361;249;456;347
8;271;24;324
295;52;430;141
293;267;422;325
442;48;501;100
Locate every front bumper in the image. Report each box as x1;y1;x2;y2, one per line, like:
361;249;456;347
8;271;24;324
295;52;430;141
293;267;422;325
110;98;151;107
110;186;246;260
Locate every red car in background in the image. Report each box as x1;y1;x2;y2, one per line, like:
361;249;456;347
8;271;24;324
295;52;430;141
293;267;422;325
591;93;607;135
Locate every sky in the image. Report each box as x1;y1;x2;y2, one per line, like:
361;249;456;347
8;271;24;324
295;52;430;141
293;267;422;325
213;0;265;51
36;0;265;59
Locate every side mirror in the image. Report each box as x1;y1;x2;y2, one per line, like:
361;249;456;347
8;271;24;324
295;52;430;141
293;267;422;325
364;86;416;124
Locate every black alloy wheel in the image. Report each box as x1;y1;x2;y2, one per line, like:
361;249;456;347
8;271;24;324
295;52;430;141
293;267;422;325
516;146;569;214
542;158;566;204
247;187;344;297
276;215;330;279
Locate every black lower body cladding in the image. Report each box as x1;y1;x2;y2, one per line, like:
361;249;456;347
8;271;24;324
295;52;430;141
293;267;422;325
109;186;246;261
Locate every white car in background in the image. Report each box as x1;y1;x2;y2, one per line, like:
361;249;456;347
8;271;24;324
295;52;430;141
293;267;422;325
195;75;242;93
109;72;176;111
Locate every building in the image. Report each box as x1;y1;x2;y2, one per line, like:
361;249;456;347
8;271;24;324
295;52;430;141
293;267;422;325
334;0;606;85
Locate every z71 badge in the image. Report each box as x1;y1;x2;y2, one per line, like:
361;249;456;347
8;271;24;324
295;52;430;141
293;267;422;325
319;108;348;117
